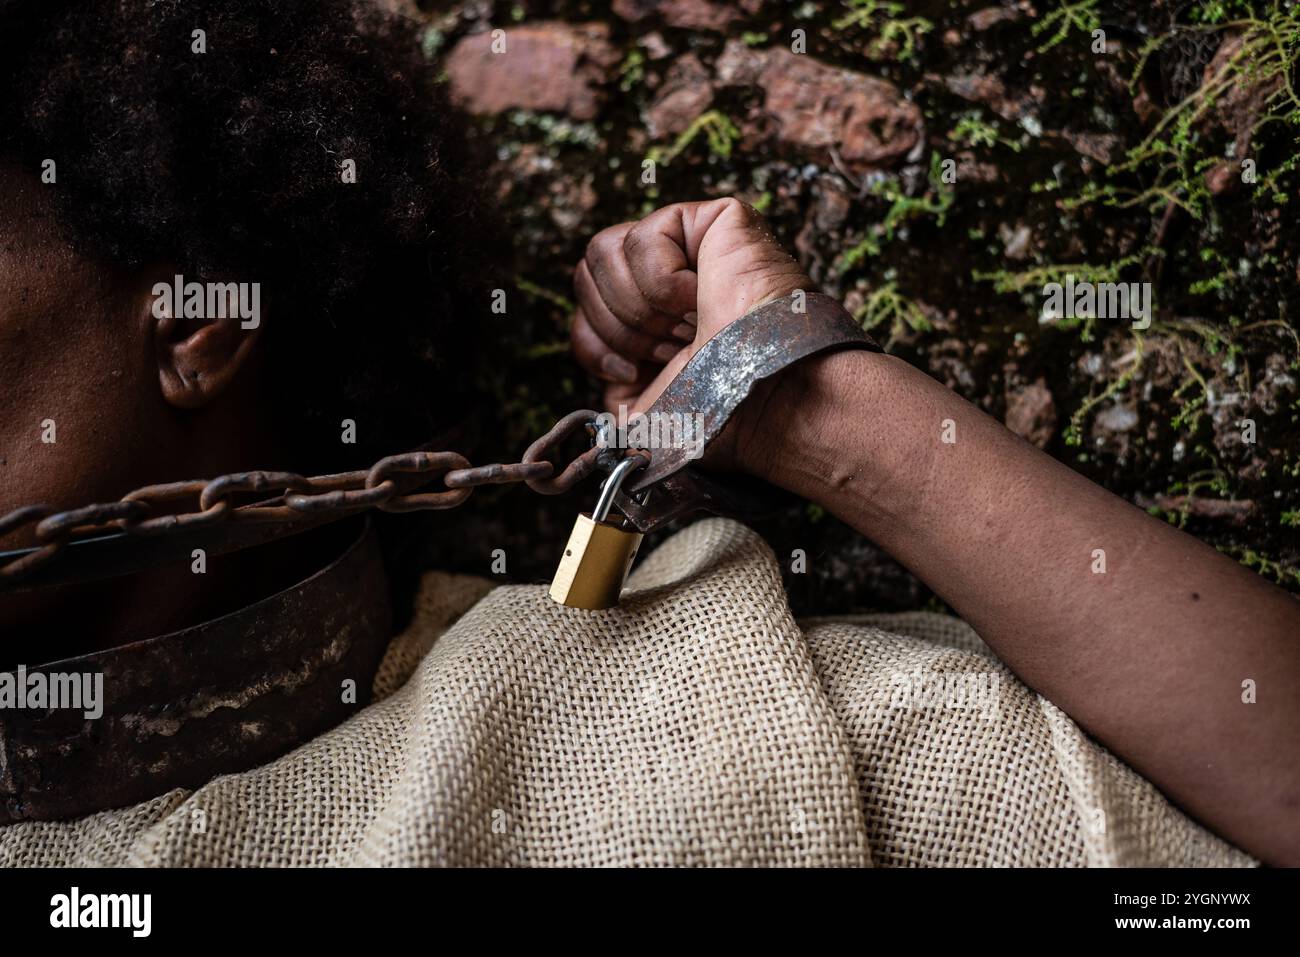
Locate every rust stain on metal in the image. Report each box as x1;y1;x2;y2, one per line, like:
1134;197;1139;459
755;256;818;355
0;518;391;825
615;293;880;531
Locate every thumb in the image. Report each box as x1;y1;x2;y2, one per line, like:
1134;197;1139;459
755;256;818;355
695;199;810;329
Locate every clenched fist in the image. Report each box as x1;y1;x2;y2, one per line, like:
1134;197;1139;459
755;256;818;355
571;198;813;415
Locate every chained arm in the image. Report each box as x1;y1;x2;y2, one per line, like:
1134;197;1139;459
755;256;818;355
570;197;1300;866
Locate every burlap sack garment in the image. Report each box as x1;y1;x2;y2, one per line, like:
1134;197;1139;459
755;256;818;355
0;519;1253;866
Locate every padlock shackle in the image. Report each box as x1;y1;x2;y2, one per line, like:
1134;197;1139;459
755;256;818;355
592;456;644;524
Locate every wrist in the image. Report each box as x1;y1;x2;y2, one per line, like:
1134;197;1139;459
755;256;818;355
732;349;862;488
733;348;916;526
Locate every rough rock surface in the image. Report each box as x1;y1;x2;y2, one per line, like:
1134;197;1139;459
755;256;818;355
1005;378;1057;449
420;1;1300;608
613;0;762;33
714;40;923;172
1201;31;1284;195
645;53;714;138
445;23;620;121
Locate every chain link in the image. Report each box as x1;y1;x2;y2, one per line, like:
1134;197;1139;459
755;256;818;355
0;410;607;583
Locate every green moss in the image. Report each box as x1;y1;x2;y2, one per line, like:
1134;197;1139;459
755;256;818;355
1031;0;1101;52
419;27;445;59
973;249;1154;343
852;281;931;350
618;49;645;94
506;111;601;149
516;277;574;314
645;110;741;166
839;152;954;269
1074;2;1300;220
949;112;1022;152
831;0;933;62
1190;0;1269;25
1156;470;1232;529
1062;334;1145;447
1221;545;1300;587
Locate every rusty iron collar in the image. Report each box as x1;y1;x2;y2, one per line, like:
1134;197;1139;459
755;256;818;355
0;517;392;825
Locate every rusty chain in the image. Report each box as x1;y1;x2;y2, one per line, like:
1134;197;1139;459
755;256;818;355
0;409;622;584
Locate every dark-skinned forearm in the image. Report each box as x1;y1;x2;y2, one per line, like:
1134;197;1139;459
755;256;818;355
740;349;1300;865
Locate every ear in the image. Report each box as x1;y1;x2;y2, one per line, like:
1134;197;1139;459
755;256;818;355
148;276;263;410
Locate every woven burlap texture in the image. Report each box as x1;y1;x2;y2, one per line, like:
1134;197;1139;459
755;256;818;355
0;518;1252;867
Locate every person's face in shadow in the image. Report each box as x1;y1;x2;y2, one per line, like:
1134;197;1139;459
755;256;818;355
0;165;276;655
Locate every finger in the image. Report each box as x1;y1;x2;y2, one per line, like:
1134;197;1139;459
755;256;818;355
625;347;692;417
585;223;684;340
621;205;701;318
570;308;640;384
574;260;678;363
603;372;655;415
671;310;698;344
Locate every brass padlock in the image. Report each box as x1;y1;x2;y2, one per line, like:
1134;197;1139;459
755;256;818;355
549;456;645;609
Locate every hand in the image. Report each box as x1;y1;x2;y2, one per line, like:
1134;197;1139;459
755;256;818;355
570;198;813;417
